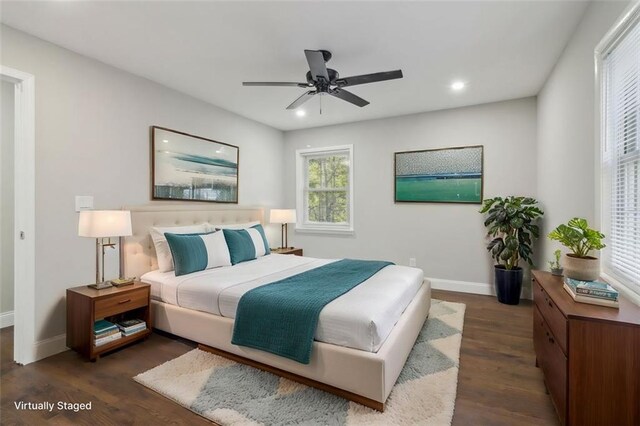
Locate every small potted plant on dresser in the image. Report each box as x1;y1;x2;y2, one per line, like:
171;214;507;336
547;217;605;281
480;196;544;305
548;249;563;276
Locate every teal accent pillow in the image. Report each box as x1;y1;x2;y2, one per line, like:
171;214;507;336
223;229;257;265
165;232;210;276
251;224;271;255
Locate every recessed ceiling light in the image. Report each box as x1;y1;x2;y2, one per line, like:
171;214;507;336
162;139;169;143
451;81;466;91
296;110;306;117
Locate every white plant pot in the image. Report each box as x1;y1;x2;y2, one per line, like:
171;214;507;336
563;254;600;281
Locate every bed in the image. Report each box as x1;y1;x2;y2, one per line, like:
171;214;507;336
122;205;431;411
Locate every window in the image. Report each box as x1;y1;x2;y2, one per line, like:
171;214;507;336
601;10;640;295
296;145;354;233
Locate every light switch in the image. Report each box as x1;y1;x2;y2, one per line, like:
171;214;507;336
75;196;94;212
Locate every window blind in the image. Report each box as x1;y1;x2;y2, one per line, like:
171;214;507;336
602;17;640;293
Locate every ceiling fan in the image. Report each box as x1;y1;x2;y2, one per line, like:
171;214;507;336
242;50;403;110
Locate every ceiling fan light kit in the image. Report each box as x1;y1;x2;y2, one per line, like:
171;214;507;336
243;49;403;111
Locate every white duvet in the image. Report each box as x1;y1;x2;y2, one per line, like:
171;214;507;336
141;254;424;352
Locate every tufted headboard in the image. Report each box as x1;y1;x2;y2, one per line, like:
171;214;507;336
121;204;264;279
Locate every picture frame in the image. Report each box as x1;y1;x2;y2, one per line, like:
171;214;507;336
394;145;484;204
151;126;239;203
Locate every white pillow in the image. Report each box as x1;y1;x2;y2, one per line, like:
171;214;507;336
200;231;232;269
212;221;261;230
150;223;209;272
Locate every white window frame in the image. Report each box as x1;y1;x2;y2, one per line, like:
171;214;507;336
595;1;640;304
295;145;354;234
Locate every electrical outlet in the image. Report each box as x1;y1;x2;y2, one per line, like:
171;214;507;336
409;257;416;267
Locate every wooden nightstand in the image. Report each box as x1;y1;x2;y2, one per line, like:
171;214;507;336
66;282;151;361
272;247;303;256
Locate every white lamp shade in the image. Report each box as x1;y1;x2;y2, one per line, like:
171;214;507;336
78;210;132;238
270;209;297;224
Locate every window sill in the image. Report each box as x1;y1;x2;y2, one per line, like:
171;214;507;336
601;272;640;307
295;226;355;236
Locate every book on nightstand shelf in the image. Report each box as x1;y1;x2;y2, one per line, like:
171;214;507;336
116;319;147;336
94;319;118;334
94;328;120;340
93;320;123;346
563;282;620;309
94;333;122;347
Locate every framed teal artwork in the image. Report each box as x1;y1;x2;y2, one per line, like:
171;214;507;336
152;126;239;203
394;145;484;204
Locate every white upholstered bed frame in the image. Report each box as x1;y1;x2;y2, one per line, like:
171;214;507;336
122;204;431;411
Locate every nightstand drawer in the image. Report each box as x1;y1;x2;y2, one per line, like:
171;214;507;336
95;288;148;319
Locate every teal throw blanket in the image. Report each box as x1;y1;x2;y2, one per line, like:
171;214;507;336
231;259;393;364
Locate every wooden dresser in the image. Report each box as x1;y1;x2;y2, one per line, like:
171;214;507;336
532;270;640;426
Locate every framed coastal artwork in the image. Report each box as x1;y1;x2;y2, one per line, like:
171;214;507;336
151;126;239;203
394;145;483;204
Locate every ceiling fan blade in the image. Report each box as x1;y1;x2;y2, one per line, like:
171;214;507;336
335;70;403;87
243;82;310;88
286;90;317;110
329;88;370;107
304;50;330;82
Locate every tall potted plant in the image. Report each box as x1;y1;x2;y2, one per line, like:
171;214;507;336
547;218;605;281
480;196;544;305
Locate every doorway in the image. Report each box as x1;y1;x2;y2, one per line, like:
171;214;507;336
1;81;15;330
1;66;35;365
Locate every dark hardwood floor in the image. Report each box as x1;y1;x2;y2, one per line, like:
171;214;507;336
0;291;558;425
432;290;558;426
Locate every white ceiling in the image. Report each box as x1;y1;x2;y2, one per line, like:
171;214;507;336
0;1;589;131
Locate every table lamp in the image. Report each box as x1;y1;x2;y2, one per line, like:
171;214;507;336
270;209;297;249
78;210;132;289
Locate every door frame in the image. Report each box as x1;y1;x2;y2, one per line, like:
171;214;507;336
1;65;36;365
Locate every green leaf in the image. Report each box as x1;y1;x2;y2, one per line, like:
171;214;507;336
510;217;524;229
568;217;588;230
487;238;501;253
500;249;513;261
484;212;497;227
504;236;518;250
491;240;504;256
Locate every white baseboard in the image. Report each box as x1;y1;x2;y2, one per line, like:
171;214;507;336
0;311;14;328
428;277;532;300
32;333;68;361
428;277;495;296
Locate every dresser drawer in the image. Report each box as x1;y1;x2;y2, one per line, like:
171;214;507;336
534;278;567;354
94;288;148;319
534;306;567;425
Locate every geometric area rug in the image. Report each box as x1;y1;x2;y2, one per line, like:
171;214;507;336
134;299;465;426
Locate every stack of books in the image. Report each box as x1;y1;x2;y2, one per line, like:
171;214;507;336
94;320;122;346
116;319;147;337
563;277;619;309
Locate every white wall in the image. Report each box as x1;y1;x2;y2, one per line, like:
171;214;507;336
0;25;285;343
537;1;629;263
284;98;538;293
1;80;15;318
